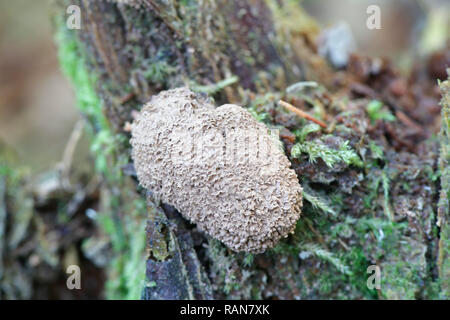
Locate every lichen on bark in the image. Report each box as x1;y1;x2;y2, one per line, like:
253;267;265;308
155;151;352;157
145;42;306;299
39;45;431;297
437;72;450;299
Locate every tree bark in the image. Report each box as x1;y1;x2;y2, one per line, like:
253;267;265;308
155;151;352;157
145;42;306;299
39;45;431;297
48;0;449;300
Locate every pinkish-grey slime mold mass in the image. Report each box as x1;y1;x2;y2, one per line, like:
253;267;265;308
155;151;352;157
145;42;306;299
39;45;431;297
130;88;303;253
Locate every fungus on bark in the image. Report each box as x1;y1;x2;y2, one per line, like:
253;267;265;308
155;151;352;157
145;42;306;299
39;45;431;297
131;88;303;253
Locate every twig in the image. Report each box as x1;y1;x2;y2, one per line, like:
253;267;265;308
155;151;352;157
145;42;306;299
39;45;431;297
395;110;424;133
304;218;327;247
278;100;327;128
119;92;135;105
59;120;85;190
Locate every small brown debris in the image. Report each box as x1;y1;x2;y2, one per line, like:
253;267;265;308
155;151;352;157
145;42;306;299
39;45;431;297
278;100;327;128
395;110;424;134
119;92;135;105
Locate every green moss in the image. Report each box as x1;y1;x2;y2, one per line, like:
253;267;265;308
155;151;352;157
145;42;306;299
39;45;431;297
437;76;450;298
300;243;352;276
189;75;239;95
291;137;363;168
207;238;243;296
295;123;321;142
345;248;378;299
55;17;147;300
142;57;177;85
381;169;394;221
302;187;337;216
363;174;381;209
381;260;422;300
242;253;254;267
55;23;107;132
438;225;450;298
246;93;279;124
368;141;384;160
366;100;396;124
54;3;447;299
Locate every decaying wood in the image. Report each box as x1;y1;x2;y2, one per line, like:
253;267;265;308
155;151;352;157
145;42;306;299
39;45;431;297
1;0;443;300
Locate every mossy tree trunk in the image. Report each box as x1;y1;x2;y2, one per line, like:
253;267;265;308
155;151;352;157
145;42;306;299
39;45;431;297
50;0;449;300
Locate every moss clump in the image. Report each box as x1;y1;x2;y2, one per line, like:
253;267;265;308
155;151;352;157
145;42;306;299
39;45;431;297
291;138;363;168
366;100;396;124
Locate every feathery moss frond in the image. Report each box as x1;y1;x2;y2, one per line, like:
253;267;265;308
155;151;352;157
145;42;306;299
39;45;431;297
291;137;363;168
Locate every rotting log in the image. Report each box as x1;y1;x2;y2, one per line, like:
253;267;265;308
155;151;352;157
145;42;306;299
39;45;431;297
52;0;335;300
29;0;450;299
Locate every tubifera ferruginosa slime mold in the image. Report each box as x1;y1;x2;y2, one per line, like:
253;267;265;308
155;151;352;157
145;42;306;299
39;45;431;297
130;88;303;253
